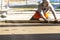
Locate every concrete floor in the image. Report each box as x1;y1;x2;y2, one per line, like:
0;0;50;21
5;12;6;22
0;22;60;40
0;25;60;40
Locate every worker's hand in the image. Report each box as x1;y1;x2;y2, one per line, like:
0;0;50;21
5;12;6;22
44;19;49;23
54;19;59;23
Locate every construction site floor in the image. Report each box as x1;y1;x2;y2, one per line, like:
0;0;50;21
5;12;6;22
0;22;60;40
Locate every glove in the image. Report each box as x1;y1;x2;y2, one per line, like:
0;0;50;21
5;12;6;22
54;19;59;23
44;19;49;23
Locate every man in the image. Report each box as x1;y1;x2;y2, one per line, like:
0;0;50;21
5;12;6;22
30;0;58;22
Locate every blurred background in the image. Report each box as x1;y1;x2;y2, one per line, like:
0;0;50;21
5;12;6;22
0;0;60;20
0;0;60;10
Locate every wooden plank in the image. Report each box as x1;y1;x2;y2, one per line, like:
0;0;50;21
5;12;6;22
0;23;60;26
0;20;60;26
0;26;60;35
5;20;60;23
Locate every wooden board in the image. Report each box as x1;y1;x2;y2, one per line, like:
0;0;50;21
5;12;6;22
5;20;60;23
0;26;60;35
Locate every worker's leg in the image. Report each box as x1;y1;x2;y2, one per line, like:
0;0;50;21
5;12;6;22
30;11;41;20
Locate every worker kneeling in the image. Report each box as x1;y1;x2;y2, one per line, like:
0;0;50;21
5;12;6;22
31;0;58;22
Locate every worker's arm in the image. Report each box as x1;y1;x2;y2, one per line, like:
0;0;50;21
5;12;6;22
38;4;48;21
49;6;58;21
40;10;48;21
